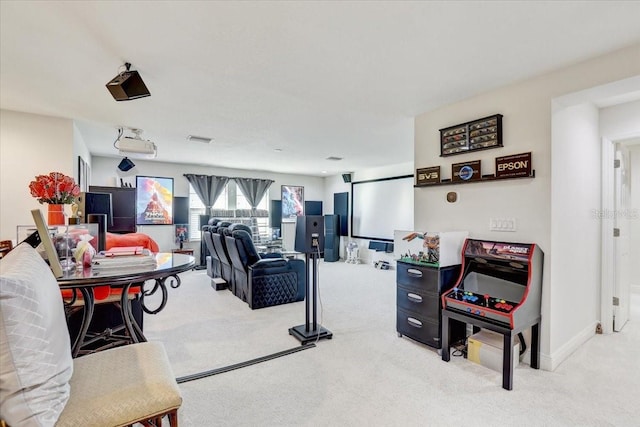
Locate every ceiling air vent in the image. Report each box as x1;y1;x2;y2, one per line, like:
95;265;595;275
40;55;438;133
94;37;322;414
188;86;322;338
187;135;213;144
326;156;343;161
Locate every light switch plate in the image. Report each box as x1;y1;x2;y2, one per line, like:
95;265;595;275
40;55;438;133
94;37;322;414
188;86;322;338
489;218;517;232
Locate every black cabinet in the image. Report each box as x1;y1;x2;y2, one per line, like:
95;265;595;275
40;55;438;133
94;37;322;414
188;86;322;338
396;261;465;349
89;186;136;233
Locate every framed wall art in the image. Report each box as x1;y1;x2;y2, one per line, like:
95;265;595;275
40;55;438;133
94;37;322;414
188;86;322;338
440;114;503;157
135;176;174;225
281;185;304;222
77;156;90;192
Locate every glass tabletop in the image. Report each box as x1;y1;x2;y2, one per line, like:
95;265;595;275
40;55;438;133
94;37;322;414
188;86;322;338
57;252;195;288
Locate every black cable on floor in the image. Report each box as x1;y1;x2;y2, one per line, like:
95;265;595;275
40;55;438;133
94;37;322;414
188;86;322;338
176;343;316;384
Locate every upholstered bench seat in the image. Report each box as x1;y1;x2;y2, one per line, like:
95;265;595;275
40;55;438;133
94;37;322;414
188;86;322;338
57;342;181;427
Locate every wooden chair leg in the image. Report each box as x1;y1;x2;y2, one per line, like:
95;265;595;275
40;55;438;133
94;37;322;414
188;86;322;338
168;409;179;427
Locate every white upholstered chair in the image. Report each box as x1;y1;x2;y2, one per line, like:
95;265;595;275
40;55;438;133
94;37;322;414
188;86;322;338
0;244;182;427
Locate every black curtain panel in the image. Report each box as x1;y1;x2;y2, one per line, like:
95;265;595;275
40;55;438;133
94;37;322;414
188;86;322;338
183;174;229;215
233;178;274;211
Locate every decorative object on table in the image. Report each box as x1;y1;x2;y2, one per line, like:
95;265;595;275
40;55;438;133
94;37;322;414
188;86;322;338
53;233;76;272
394;230;469;267
28;172;80;226
30;209;63;277
73;233;97;268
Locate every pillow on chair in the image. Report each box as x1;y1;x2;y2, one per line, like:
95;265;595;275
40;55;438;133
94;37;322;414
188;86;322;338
0;244;73;426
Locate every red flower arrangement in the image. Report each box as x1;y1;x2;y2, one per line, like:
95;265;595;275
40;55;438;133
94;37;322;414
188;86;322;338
29;172;80;204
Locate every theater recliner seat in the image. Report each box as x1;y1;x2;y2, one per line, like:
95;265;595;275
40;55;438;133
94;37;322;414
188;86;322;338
230;228;306;309
211;222;234;292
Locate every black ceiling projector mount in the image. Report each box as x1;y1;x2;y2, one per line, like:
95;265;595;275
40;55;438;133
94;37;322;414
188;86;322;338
106;62;151;101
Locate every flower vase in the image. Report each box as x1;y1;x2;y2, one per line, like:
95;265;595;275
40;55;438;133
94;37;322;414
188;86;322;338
47;204;66;226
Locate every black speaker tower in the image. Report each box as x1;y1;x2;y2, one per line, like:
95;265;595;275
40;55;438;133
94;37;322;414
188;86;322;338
289;216;333;344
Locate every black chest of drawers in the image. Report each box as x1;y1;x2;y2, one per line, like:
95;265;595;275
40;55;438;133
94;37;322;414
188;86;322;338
396;260;465;349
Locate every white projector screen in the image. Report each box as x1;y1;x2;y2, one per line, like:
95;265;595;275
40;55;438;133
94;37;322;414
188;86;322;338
351;175;414;241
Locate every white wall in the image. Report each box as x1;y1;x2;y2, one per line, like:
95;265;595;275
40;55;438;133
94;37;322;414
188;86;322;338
72;122;91;183
630;145;640;291
0;109;75;241
413;44;640;370
91;156;326;251
321;161;413;264
550;102;601;358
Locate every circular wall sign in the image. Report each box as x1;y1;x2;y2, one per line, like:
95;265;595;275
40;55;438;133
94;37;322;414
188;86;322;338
459;165;474;180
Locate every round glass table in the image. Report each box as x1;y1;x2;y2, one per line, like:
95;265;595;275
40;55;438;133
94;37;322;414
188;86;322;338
58;252;195;357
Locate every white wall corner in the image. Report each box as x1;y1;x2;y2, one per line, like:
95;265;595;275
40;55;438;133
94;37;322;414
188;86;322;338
544;321;598;371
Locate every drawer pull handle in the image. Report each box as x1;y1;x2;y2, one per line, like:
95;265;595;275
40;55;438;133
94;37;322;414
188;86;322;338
407;268;423;278
407;293;422;303
407;317;422;328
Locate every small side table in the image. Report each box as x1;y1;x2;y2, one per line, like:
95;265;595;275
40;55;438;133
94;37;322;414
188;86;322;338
172;248;194;256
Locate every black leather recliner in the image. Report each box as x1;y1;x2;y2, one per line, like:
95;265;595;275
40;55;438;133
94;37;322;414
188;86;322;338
204;228;227;290
211;221;234;293
227;228;306;309
223;224;251;300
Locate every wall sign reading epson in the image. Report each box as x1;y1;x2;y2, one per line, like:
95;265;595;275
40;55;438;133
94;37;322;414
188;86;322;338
495;152;532;179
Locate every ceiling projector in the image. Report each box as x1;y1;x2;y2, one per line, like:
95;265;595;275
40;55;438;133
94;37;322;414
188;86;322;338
118;136;157;158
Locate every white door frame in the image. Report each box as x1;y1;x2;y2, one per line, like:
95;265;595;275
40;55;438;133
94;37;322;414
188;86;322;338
601;137;615;335
601;133;639;334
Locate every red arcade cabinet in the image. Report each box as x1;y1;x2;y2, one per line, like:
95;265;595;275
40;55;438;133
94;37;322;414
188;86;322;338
441;239;544;390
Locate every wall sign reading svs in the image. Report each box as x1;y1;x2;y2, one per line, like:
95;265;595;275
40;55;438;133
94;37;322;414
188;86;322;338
416;166;440;185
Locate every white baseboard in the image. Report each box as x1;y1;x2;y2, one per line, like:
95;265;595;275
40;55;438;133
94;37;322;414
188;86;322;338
542;321;597;371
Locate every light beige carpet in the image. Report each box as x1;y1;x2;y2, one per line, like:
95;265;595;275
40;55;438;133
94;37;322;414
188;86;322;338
144;261;640;426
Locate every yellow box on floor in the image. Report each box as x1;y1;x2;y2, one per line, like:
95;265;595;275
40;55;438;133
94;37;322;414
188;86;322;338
467;330;519;372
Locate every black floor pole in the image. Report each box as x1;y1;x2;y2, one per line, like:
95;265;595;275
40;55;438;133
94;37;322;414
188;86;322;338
305;253;311;332
289;250;332;345
312;252;317;330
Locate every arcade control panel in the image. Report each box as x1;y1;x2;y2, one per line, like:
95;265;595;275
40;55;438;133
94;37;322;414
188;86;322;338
443;287;519;323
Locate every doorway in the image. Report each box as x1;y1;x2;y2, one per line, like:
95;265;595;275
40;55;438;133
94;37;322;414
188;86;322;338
603;137;640;332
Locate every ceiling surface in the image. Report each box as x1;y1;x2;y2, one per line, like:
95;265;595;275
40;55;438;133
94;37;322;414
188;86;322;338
2;1;639;176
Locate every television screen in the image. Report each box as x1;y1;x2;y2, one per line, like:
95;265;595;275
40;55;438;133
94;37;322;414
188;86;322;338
135;176;174;225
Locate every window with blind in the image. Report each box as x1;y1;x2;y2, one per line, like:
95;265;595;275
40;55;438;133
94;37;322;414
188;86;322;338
188;183;270;241
188;184;227;241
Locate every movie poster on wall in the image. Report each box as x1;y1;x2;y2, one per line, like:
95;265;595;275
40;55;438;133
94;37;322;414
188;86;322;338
281;185;304;222
136;176;174;225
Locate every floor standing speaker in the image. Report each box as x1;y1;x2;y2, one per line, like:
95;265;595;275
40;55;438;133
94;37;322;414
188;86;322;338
334;192;349;236
270;200;282;228
324;215;340;262
87;213;107;252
